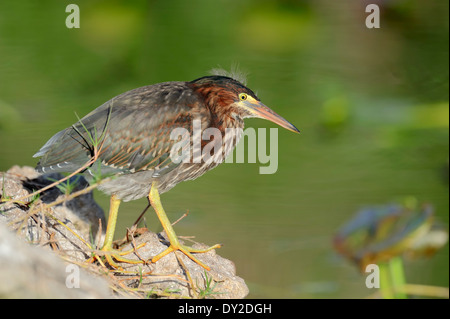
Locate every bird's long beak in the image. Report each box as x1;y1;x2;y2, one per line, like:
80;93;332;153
242;99;300;134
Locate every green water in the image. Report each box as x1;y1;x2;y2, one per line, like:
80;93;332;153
0;1;448;298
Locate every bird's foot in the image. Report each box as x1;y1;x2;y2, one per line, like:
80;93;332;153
148;182;221;271
88;243;147;270
152;239;221;271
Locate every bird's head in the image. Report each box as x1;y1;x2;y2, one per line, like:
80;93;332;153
191;75;300;133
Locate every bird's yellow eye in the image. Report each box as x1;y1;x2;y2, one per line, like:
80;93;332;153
239;93;248;101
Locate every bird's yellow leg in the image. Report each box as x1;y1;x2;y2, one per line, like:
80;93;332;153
97;194;146;268
149;182;221;271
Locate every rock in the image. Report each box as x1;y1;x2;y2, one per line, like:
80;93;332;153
7;165;105;240
0;222;112;298
1;166;105;262
0;166;249;299
114;231;249;299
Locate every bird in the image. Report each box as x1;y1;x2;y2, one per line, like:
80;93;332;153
33;74;300;270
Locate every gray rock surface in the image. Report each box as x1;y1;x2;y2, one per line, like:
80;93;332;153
0;222;112;298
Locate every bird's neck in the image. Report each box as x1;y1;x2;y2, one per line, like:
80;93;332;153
195;88;241;129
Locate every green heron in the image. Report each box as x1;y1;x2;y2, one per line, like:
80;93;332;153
33;75;300;270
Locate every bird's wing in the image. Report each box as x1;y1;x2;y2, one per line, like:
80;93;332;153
35;82;207;177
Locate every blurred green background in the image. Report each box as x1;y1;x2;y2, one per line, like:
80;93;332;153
0;0;448;298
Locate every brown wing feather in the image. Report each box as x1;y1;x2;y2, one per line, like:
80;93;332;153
35;81;209;177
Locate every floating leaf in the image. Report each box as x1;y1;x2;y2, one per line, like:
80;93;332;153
334;203;447;270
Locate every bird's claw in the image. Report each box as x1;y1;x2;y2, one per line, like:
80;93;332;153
88;242;147;270
152;242;222;271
